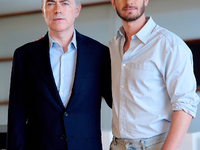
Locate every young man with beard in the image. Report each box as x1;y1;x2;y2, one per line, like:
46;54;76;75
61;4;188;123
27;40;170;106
6;0;112;149
108;0;199;150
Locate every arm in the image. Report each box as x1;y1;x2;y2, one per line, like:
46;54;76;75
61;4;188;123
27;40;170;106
101;47;113;108
162;110;192;150
7;49;25;149
162;43;199;149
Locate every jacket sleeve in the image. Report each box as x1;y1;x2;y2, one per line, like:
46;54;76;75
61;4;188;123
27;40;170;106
7;49;26;150
101;47;113;108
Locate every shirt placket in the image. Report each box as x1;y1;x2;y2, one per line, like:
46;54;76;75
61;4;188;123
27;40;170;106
119;37;127;137
60;55;64;99
58;45;65;106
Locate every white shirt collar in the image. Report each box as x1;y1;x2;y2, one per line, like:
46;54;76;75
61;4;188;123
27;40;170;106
48;30;77;50
116;16;157;44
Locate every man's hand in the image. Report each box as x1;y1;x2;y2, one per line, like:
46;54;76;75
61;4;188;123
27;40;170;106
33;36;43;42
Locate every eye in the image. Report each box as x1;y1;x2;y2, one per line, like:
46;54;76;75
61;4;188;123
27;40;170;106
63;2;69;6
47;2;54;6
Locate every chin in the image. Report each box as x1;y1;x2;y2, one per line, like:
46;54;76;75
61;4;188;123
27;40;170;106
51;27;68;32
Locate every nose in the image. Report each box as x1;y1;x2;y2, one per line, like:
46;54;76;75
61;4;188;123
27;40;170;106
54;3;62;14
126;0;134;5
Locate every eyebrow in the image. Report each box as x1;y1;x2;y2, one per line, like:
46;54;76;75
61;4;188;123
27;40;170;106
60;0;69;2
46;0;68;2
46;0;55;2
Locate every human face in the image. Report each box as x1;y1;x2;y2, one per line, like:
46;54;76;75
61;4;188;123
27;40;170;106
41;0;81;33
111;0;148;22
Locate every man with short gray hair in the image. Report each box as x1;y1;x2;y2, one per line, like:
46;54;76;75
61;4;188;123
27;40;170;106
7;0;112;150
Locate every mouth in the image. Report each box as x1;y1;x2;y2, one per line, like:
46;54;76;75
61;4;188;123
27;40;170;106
123;6;137;11
53;18;65;21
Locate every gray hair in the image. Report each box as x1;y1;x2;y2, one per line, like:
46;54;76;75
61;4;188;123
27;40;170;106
41;0;81;6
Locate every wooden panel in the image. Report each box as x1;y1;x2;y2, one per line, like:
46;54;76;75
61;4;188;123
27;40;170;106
185;39;200;44
185;39;200;89
0;57;13;62
197;87;200;92
0;101;9;105
0;1;110;18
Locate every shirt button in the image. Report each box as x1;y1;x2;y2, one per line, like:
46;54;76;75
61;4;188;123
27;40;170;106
25;119;28;124
64;112;68;116
123;64;126;67
121;107;124;110
121;86;124;88
60;134;66;140
121;128;124;131
60;92;64;95
62;74;65;77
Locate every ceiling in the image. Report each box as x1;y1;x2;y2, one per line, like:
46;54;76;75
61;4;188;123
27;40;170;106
0;0;110;15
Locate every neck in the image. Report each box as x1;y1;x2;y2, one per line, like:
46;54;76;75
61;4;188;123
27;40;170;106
122;15;147;53
49;28;74;53
122;15;146;40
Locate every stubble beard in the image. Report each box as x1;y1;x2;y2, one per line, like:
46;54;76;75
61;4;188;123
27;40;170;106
116;2;145;22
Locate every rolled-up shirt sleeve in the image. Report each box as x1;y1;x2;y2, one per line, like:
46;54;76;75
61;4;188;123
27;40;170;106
165;43;200;118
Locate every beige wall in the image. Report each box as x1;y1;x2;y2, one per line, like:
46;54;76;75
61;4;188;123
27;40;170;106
0;1;200;132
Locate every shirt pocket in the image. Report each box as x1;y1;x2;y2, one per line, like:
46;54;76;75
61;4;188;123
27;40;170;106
126;63;155;93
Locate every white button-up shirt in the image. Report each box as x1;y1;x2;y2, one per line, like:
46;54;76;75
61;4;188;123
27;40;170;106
108;16;199;139
49;31;77;107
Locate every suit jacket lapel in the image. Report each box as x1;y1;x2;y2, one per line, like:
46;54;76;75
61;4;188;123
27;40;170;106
30;33;64;108
30;31;94;109
71;31;93;96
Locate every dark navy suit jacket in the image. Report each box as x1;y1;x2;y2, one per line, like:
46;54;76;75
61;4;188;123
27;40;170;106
7;31;112;150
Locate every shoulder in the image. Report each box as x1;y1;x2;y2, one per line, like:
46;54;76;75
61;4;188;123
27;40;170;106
14;33;48;56
153;26;193;63
153;25;188;50
14;42;33;59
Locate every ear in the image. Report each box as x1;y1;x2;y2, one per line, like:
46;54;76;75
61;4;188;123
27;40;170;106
75;3;82;18
144;0;149;7
110;0;116;10
41;5;45;16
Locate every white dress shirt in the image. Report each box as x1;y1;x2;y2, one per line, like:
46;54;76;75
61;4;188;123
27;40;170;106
108;17;200;139
49;30;77;107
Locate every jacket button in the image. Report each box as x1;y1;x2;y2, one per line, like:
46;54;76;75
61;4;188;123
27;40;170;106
60;135;66;140
64;112;68;116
